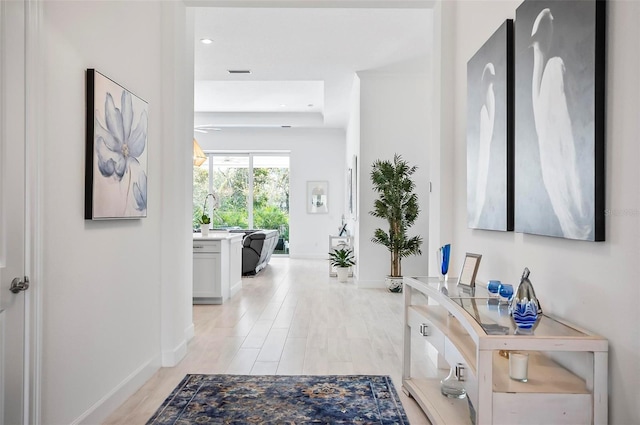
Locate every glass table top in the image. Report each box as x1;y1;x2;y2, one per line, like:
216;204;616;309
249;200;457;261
409;276;588;338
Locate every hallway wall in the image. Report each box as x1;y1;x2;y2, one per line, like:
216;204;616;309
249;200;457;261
40;2;192;423
442;1;640;422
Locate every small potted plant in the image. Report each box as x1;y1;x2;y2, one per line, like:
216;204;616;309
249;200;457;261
328;247;355;283
199;212;211;236
198;193;217;237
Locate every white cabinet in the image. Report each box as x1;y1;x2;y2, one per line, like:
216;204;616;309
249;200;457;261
403;276;608;425
193;242;222;302
193;234;243;304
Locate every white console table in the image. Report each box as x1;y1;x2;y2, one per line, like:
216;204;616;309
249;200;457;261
403;276;608;425
193;232;243;304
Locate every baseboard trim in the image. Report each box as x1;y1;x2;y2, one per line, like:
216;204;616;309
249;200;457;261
73;354;160;425
356;280;387;289
230;280;242;297
162;336;188;367
289;254;326;260
185;322;195;342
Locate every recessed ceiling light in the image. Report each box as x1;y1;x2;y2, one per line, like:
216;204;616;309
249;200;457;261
307;104;314;107
227;70;251;74
280;104;287;107
200;38;213;45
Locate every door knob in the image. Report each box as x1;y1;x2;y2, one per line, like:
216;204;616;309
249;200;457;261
10;276;29;293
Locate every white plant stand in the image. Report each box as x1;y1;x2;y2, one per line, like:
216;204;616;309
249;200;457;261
328;235;353;277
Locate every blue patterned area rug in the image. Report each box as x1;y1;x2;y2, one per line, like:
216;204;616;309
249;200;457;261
146;374;409;424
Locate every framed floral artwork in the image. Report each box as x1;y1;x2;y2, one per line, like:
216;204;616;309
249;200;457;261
85;69;148;219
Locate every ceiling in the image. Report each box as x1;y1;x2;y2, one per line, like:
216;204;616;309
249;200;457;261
193;7;432;130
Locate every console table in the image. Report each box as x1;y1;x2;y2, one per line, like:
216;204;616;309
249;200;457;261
403;276;608;425
193;232;242;304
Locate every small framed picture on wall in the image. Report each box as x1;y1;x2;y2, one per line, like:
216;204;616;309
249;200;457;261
307;181;328;214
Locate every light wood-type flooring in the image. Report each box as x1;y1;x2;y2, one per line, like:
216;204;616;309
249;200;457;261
104;257;432;424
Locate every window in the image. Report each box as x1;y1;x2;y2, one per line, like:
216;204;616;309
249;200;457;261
194;153;290;254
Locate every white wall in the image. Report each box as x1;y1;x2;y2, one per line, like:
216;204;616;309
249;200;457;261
197;128;346;258
357;70;431;286
41;1;192;423
346;74;361;276
442;1;640;423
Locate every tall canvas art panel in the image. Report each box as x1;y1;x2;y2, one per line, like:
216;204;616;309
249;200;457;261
467;20;514;231
85;69;148;219
515;0;605;241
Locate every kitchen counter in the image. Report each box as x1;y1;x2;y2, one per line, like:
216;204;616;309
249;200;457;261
193;231;243;242
192;232;243;304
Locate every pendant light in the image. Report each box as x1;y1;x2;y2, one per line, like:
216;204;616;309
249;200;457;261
193;138;207;166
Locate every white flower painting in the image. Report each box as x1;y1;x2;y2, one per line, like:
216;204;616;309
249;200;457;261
86;69;148;219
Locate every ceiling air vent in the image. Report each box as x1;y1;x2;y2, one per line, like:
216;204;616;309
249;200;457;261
281;125;292;128
227;70;251;74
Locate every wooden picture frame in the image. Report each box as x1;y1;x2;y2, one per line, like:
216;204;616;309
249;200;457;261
457;253;482;288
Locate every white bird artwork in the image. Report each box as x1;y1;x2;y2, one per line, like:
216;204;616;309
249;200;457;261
530;8;591;239
472;63;496;228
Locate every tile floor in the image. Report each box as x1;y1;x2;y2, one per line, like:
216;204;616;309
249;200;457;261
104;257;432;424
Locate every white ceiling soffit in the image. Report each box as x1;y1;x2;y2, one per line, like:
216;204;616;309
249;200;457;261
194;111;325;128
194;6;432;129
194;81;324;112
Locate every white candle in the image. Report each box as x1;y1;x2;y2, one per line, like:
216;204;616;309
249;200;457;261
509;352;529;382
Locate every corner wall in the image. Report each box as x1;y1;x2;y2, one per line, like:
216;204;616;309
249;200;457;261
443;1;640;422
197;128;346;258
345;74;361;277
357;70;431;286
40;1;192;423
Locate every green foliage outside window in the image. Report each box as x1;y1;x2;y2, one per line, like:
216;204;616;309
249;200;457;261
193;162;289;242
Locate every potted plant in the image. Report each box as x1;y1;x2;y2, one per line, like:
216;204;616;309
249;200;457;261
199;212;211;236
328;247;355;283
198;193;217;237
370;154;423;292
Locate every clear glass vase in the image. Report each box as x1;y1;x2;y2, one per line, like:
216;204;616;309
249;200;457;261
440;363;467;399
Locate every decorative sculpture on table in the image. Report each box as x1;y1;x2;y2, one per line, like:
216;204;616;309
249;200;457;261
438;244;451;282
510;267;542;329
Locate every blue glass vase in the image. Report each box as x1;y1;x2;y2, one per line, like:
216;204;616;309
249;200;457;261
438;244;451;281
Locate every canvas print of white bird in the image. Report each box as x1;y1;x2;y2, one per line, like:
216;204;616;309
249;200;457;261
467;20;513;231
530;8;590;240
471;62;496;228
514;0;605;241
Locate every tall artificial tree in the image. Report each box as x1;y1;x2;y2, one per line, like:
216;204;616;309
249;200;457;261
370;154;423;277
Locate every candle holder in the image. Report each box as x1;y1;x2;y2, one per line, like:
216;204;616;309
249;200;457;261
508;352;529;382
